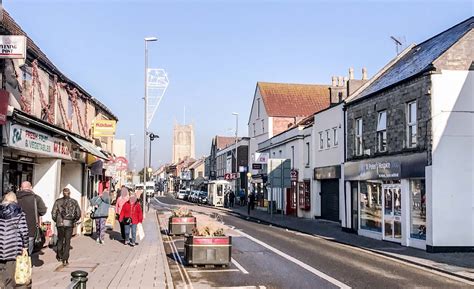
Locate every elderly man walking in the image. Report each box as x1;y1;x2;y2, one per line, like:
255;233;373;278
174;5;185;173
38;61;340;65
16;181;47;255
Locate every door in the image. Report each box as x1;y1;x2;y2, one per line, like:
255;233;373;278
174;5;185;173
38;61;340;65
286;183;297;216
382;184;402;242
321;179;339;222
351;182;359;231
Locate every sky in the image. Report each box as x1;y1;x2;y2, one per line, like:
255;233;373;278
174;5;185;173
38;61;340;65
5;0;472;169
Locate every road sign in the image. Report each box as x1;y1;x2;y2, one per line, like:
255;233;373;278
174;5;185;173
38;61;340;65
115;156;129;171
254;153;269;164
290;169;298;181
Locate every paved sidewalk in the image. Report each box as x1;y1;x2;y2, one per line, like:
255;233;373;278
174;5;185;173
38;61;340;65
32;211;172;289
218;204;474;281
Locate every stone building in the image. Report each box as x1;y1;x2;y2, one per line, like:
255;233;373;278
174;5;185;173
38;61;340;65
343;17;473;252
172;123;195;163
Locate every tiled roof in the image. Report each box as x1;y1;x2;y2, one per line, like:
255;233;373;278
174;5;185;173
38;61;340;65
258;82;330;117
215;136;237;150
351;16;474;102
0;10;118;120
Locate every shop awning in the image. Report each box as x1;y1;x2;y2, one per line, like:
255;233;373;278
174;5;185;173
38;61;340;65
68;135;108;160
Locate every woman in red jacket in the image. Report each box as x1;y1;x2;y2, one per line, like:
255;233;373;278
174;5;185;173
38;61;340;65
119;195;143;246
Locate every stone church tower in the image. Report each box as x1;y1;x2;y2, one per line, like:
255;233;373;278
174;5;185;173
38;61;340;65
172;123;195;163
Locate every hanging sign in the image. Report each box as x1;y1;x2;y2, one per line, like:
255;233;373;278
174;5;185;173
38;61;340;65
0;36;26;59
93;120;116;137
8;123;72;160
114;156;129;171
0;90;9;125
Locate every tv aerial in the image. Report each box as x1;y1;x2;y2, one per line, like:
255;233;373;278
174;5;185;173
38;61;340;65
390;35;405;55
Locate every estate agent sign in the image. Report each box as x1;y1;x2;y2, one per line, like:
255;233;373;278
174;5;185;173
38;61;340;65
9;124;72;160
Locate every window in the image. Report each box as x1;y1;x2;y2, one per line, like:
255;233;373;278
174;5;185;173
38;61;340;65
253;123;256;136
355;118;363;156
407;101;417;148
262;119;265;133
377;110;387;152
319;132;324;150
333;127;338;146
257;99;260;118
359;181;382;232
326;130;331;148
306;142;310;166
410;180;426;240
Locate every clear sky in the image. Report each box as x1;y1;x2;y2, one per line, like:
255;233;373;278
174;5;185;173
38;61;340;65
5;0;472;169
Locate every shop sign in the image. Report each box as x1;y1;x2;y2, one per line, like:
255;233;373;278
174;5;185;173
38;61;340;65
9;124;72;160
360;161;401;179
0;36;26;59
114;156;128;171
252;163;262;170
254;153;269;164
314;166;341;180
0;90;9;125
92;120;116;137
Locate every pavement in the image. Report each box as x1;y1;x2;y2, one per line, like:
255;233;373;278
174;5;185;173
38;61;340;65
31;211;173;289
216;203;474;281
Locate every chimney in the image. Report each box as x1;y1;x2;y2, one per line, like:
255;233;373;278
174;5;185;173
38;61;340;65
338;76;344;87
331;76;337;86
349;67;354;80
362;67;368;80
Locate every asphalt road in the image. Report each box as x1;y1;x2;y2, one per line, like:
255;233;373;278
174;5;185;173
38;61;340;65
153;196;472;289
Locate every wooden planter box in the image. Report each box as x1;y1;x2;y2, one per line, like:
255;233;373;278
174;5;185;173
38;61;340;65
184;236;232;266
168;216;196;235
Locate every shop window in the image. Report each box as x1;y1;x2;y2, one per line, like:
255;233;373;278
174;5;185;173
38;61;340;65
355;118;363;156
298;180;311;211
359;181;382;232
377;110;387;152
326;129;331;148
333;127;338;146
407;101;417;148
410;179;426;240
319;132;324;150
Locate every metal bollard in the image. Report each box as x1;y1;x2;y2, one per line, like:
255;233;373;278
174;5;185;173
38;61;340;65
70;270;88;289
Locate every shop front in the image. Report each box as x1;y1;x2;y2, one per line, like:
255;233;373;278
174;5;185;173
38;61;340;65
314;165;341;222
345;153;427;249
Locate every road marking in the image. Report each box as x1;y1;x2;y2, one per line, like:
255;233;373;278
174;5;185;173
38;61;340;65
237;230;351;289
231;258;249;274
186;269;240;273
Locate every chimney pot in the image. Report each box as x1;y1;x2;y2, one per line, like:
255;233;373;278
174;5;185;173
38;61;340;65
362;67;368;80
338;76;344;87
349;67;354;80
331;76;337;86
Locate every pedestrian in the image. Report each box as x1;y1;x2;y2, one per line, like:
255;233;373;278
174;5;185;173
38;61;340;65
248;192;255;215
115;187;129;243
91;190;110;244
0;192;29;288
16;181;47;255
119;195;143;247
51;188;81;266
229;190;235;208
239;189;245;206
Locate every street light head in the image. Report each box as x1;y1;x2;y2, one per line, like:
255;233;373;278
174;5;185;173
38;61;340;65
232;112;239;116
145;37;158;42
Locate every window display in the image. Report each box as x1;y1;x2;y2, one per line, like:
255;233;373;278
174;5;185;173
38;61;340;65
410;179;426;240
359;181;382;232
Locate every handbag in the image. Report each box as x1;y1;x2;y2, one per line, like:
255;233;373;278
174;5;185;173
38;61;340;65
15;249;32;285
123;217;132;225
33;198;46;253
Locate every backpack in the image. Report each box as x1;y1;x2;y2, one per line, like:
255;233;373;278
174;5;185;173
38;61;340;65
60;198;78;221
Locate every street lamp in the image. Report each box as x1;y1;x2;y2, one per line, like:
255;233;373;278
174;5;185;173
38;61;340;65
147;132;159;172
129;133;134;172
144;36;158;184
232;112;239;192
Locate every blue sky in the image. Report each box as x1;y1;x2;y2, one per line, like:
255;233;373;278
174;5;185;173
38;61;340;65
5;0;472;169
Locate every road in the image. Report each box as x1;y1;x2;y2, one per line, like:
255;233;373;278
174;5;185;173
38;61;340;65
152;195;472;289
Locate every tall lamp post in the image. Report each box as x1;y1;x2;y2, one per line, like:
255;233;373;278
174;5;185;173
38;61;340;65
128;133;134;182
232;112;239;192
144;37;157;184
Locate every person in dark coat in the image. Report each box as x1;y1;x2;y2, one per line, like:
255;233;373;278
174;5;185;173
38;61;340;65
248;192;255;215
16;181;47;255
229;190;235;208
52;188;81;266
0;192;29;288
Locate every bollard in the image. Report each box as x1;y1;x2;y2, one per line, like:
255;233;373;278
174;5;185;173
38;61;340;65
70;270;88;289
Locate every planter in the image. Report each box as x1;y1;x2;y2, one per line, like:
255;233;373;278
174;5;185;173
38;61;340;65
184;236;232;266
168;216;196;235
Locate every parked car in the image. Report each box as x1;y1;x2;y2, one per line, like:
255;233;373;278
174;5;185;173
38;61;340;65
177;190;188;200
189;191;200;203
198;191;208;205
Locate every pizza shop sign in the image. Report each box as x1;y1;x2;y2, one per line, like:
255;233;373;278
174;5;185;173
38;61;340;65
9;124;72;160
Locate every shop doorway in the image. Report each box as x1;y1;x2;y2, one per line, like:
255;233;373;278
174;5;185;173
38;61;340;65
351;182;359;231
321;179;339;222
286;184;297;216
382;184;402;242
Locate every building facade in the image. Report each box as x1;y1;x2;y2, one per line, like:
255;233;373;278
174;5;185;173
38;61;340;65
172;123;195;163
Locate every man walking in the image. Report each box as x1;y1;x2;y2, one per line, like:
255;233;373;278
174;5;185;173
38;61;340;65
247;192;255;215
16;181;47;255
52;188;81;266
229;190;235;208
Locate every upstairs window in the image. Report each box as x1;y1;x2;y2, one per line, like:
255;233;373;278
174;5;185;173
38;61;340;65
319;132;324;150
262;119;265;133
306;142;310;166
326;129;331;148
355;118;363;156
257;98;261;118
407;101;417;148
377;110;387;152
253;123;256;137
333;127;338;146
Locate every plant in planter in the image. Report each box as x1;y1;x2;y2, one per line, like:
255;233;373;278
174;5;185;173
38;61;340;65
184;225;231;267
168;207;196;236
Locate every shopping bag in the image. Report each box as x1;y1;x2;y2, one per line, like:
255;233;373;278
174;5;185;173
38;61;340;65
15;249;32;285
106;207;116;230
83;215;93;235
137;223;145;241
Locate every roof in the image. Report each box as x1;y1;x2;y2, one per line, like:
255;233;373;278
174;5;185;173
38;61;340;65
351;17;474;102
214;136;237;150
1;10;118;121
257;82;330;117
